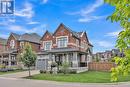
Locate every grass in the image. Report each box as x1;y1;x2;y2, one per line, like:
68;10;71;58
0;70;25;75
26;71;130;83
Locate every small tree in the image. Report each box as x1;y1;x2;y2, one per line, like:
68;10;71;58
61;62;70;74
21;43;37;77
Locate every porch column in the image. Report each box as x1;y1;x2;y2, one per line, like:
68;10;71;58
48;53;53;70
1;55;3;65
72;52;78;68
87;54;92;68
8;53;11;67
62;54;65;62
66;54;69;63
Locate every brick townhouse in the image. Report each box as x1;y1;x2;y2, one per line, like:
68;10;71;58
0;33;41;67
36;23;93;72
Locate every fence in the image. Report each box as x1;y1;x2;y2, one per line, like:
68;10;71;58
88;62;115;71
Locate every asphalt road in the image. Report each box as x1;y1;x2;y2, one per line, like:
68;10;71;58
0;77;130;87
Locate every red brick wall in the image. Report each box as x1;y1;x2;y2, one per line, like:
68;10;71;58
40;32;53;50
40;24;90;51
7;34;20;50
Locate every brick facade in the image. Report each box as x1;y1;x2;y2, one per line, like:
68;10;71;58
40;23;92;51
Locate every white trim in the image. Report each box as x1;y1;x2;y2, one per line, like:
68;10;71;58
56;36;68;48
43;40;52;50
81;32;85;37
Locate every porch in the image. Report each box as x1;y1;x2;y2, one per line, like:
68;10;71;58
36;51;92;73
0;51;17;67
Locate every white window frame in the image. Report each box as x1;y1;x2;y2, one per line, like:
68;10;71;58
56;36;68;48
43;41;52;50
10;40;15;49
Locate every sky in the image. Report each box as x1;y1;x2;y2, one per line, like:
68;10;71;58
0;0;122;53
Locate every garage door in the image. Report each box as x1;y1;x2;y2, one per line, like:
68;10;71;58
36;59;48;70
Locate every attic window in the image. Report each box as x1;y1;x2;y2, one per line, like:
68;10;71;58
61;29;65;33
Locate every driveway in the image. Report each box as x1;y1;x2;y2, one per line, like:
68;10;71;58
0;70;39;78
0;70;130;87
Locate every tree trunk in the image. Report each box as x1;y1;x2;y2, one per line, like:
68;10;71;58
28;67;31;77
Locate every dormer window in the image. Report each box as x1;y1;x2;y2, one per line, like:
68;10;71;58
44;41;52;50
10;40;15;49
57;36;68;48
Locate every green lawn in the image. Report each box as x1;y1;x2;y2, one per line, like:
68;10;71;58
0;70;25;75
26;71;130;83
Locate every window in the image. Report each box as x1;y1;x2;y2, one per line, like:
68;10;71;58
10;40;15;49
20;42;24;49
57;37;68;48
44;41;51;50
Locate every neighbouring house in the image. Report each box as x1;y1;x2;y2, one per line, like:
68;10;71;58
0;33;41;67
93;52;103;62
111;49;124;57
93;49;125;62
0;38;7;52
36;23;93;73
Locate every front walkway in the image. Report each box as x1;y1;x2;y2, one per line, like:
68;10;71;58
0;70;39;78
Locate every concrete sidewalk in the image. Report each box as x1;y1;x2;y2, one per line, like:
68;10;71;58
0;70;39;78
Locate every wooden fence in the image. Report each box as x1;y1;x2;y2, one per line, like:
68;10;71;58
88;62;115;72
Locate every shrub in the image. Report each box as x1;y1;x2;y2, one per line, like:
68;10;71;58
50;70;53;74
0;65;6;69
39;70;46;74
69;69;77;74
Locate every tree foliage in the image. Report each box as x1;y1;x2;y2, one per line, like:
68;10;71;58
104;0;130;82
21;43;37;76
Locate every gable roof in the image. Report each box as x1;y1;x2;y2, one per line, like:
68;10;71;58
11;33;21;40
41;23;93;46
41;30;53;40
19;33;41;44
53;23;80;39
9;33;41;44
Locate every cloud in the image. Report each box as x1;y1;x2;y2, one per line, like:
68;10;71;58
0;34;9;39
27;21;39;25
14;2;34;19
7;24;47;34
105;30;122;38
80;0;104;15
8;25;37;33
78;15;106;22
97;41;114;48
67;0;105;22
42;0;48;4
